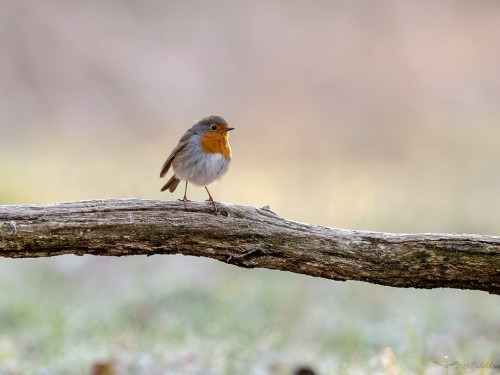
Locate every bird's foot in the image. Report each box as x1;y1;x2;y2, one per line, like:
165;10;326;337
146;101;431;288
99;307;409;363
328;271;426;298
178;197;191;211
205;198;218;213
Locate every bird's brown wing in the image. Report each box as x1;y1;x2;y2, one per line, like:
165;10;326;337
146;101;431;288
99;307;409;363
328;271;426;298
159;131;190;178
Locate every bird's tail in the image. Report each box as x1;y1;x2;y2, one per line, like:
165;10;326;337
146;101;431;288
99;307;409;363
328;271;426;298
160;175;181;192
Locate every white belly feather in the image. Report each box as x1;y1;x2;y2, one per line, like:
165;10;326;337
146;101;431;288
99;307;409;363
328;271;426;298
173;152;230;186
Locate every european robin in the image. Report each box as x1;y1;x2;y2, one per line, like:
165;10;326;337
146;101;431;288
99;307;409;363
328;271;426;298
159;115;234;211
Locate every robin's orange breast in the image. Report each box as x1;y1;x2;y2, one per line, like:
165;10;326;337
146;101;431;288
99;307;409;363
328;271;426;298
200;132;232;160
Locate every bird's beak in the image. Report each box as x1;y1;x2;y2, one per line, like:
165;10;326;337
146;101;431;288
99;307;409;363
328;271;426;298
226;127;235;132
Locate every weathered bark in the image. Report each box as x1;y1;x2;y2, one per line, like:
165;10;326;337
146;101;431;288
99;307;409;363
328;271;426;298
0;199;499;294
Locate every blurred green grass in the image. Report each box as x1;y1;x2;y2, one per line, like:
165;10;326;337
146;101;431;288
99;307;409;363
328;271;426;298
0;254;499;374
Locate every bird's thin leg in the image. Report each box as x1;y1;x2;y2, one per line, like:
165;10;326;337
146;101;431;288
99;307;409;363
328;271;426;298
183;180;189;201
204;186;217;212
177;181;190;210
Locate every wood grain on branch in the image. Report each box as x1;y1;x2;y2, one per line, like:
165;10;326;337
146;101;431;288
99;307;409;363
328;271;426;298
0;199;499;294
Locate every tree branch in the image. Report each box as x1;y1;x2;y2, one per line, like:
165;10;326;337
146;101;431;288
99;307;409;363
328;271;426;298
0;199;499;294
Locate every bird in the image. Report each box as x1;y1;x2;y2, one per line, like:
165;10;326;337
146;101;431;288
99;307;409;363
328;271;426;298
159;115;234;212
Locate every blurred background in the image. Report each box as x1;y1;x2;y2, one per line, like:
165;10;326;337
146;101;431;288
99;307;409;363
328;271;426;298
1;0;499;374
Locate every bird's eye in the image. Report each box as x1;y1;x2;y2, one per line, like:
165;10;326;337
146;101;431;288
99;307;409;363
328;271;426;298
210;125;217;131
